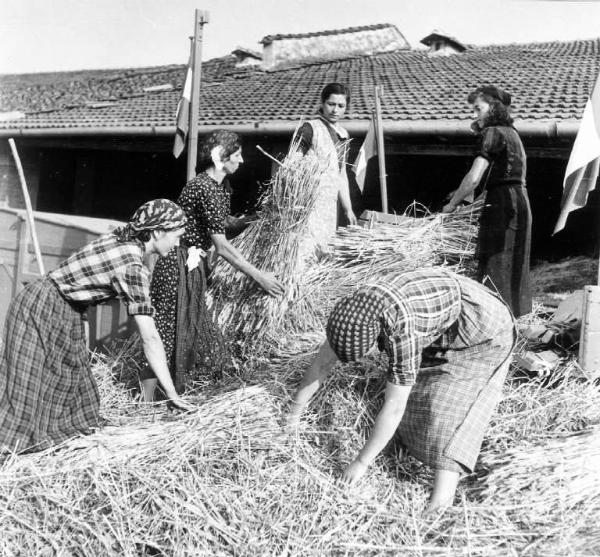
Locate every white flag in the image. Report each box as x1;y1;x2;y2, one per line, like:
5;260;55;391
554;72;600;234
352;116;377;192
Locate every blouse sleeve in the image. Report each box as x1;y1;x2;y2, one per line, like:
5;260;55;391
293;122;313;155
382;306;423;386
477;127;505;161
112;263;155;317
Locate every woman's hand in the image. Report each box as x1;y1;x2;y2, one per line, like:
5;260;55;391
256;271;285;297
339;458;369;486
345;210;358;226
167;395;194;413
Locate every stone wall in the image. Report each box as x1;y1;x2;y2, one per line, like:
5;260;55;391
263;26;409;69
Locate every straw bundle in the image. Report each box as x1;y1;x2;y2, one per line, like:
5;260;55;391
305;201;481;320
1;385;278;474
478;426;600;520
211;146;329;350
3;329;600;555
212;188;481;355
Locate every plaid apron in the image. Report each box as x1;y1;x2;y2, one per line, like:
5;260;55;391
0;278;100;454
397;278;515;472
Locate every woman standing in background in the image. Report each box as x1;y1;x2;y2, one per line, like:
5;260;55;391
443;85;532;317
293;82;357;257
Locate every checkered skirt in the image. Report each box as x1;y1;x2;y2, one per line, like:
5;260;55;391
0;278;100;454
397;281;515;473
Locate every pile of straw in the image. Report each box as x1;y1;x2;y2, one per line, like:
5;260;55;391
211;162;481;354
211;145;328;348
305;201;481;321
3;327;600;555
479;426;600;511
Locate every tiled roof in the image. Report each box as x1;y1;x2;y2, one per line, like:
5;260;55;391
0;37;599;132
0;56;258;113
260;23;396;44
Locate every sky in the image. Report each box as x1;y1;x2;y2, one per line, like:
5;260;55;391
1;0;600;74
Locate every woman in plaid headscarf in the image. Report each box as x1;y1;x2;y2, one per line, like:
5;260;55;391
0;199;192;455
285;268;515;515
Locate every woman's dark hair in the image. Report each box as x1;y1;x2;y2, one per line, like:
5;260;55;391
468;86;513;130
320;83;350;106
114;228;152;243
196;130;242;172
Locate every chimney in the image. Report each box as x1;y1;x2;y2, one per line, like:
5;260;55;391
231;47;262;68
260;23;409;70
420;30;466;56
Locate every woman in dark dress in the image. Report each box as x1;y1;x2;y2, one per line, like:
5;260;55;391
140;130;284;400
443;85;532;317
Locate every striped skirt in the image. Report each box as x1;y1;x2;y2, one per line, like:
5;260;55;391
0;278;100;454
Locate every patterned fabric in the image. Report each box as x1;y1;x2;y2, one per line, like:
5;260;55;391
326;268;516;472
476;125;532;317
296;115;349;171
327;269;462;386
48;234;154;317
114;198;187;242
296;118;350;259
0;278;101;454
178;172;231;251
140;174;232;388
139;246;227;390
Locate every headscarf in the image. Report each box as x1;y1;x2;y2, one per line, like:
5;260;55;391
326;287;387;362
114;198;187;241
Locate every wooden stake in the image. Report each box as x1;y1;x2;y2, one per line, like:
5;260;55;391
8;138;45;275
186;10;210;181
373;85;388;213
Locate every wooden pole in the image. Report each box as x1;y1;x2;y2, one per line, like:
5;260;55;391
8;138;45;275
373;85;388;213
186;10;210;181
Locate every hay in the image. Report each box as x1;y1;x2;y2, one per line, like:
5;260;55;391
211;171;481;355
3;324;600;555
479;425;600;512
211;143;328;350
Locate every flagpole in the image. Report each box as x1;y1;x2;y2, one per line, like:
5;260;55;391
373;85;388;213
186;10;209;181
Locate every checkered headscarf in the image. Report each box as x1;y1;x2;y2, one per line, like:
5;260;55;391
114;199;187;241
326;287;387;362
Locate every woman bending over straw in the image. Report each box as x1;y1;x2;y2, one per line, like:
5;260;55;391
442;85;532;317
0;199;192;456
140;130;284;400
285;268;515;515
292;83;357;257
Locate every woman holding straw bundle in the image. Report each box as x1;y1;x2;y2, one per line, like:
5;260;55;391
285;268;515;515
0;199;192;455
140;130;284;401
442;85;532;317
293;82;357;257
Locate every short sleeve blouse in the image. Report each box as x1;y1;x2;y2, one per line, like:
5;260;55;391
178;172;232;251
477;126;526;189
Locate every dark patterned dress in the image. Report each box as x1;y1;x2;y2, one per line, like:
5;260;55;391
142;172;231;390
476;125;532;317
326;268;516;473
0;235;154;454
